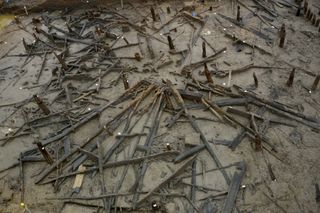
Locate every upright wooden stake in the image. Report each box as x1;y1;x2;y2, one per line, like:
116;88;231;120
167;35;175;50
306;9;311;19
36;142;53;164
14;16;21;24
253;72;258;88
166;7;171;14
134;52;141;61
286;68;295;87
311;14;316;25
237;5;241;22
279;24;286;48
151;7;156;21
122;73;130;90
33;95;50;115
309;12;314;21
296;1;302;16
202;41;206;58
311;75;320;91
303;1;308;14
204;63;213;83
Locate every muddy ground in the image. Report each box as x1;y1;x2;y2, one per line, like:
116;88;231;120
0;0;320;213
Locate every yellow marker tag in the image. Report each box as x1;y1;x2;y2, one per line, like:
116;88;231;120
20;202;25;208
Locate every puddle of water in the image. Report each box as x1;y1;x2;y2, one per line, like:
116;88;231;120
0;14;14;31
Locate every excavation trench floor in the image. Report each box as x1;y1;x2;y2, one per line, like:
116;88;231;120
0;0;319;213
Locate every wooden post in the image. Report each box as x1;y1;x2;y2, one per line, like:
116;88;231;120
166;143;171;150
279;24;286;48
166;7;171;14
151;7;156;21
286;68;295;87
33;95;50;115
306;9;311;19
202;41;207;58
311;75;320;91
167;35;175;50
134;52;141;61
122;73;130;90
311;14;316;25
237;5;241;22
253;72;258;88
36;142;53;164
303;1;308;14
309;12;314;21
296;1;302;16
14;16;21;24
204;63;213;83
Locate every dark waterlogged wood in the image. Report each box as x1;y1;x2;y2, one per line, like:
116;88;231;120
222;162;246;213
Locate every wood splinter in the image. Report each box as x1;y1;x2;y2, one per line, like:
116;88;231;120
204;63;213;83
36;142;53;164
202;41;206;58
286;68;295;87
279;24;286;48
167;35;175;50
33;95;50;115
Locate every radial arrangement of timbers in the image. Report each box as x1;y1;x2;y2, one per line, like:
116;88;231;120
0;0;320;213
